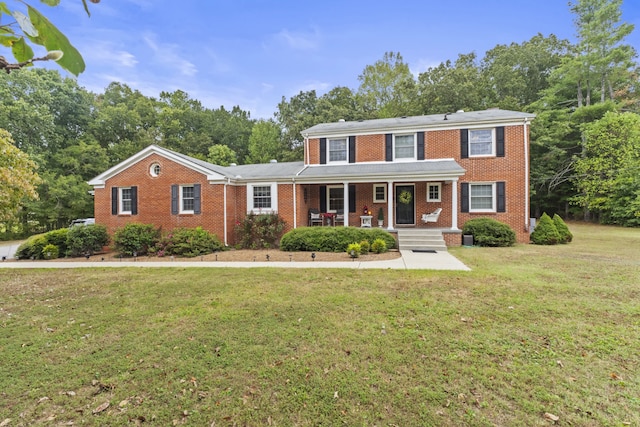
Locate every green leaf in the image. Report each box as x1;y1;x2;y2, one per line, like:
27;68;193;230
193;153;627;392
11;36;34;62
12;10;39;37
81;0;91;17
26;5;85;75
0;2;11;15
39;0;61;6
0;35;19;47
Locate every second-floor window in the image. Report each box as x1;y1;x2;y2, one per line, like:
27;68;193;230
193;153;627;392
394;134;415;160
328;138;347;162
469;129;494;156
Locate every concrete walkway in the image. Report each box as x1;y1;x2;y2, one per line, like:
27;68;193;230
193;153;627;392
0;244;470;271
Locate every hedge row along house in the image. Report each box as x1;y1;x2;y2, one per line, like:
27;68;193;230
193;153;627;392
88;108;535;247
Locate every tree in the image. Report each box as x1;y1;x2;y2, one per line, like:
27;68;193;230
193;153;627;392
246;119;284;164
0;129;41;222
573;111;640;224
357;51;417;118
0;0;99;75
207;144;237;166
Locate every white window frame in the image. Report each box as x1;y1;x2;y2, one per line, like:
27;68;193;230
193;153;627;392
180;185;195;214
149;163;161;177
119;187;132;214
393;133;416;161
328;138;348;163
373;184;387;203
468;128;495;157
469;182;496;213
247;183;278;214
327;185;345;213
427;183;441;202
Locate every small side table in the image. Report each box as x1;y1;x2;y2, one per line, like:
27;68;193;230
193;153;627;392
360;215;373;228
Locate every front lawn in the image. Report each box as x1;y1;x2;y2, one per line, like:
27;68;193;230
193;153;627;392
0;222;638;426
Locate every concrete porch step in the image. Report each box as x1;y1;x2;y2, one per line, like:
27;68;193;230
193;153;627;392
396;229;447;251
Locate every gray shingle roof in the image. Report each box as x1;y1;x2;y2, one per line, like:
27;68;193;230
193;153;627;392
302;108;535;137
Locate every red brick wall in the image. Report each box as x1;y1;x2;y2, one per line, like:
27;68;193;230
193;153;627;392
95;153;228;243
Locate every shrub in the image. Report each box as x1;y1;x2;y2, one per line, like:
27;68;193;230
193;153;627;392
44;228;69;256
530;213;561;245
462;218;516;247
113;223;161;256
15;234;48;260
371;238;388;254
67;224;110;257
553;214;573;243
235;213;286;249
280;227;396;253
359;239;370;253
157;227;224;257
42;244;59;260
346;242;362;258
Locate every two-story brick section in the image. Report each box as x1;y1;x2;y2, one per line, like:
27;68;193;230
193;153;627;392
89;108;535;246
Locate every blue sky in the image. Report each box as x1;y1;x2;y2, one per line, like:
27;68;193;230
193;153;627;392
40;0;640;119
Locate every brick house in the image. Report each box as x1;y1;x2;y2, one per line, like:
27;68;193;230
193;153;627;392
89;108;535;246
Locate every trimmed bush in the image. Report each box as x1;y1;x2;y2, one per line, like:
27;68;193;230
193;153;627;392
346;243;362;258
530;213;561;245
42;244;59;260
156;227;224;257
462;218;516;247
553;214;573;243
235;213;286;249
280;227;396;253
67;224;110;257
359;240;370;253
371;238;388;254
44;228;69;256
113;223;161;256
15;234;48;260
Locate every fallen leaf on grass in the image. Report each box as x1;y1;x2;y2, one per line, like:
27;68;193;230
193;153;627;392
0;419;11;427
93;401;110;414
543;412;559;421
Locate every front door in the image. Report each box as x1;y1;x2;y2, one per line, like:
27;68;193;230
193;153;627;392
395;185;415;225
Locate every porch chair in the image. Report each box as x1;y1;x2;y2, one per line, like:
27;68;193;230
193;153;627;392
308;208;322;226
335;209;345;226
421;207;442;223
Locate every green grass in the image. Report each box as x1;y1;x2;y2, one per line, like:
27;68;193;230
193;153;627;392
1;222;638;426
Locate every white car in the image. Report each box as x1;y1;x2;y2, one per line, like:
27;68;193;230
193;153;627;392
69;218;95;227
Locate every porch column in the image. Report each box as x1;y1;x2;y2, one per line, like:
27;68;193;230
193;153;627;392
343;182;349;227
451;179;460;230
386;180;394;230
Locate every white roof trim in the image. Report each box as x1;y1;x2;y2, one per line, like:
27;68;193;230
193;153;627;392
87;145;225;187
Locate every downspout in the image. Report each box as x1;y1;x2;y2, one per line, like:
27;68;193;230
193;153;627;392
224;177;230;246
292;178;297;229
523;118;530;232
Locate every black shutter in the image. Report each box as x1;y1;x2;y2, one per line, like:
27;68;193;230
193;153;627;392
348;136;356;163
349;185;356;213
461;183;469;213
497;182;506;212
320;138;327;164
171;185;179;214
460;129;469;159
194;184;201;214
417;131;425;160
111;187;118;215
385;134;393;161
319;186;327;212
131;186;138;215
496;126;505;157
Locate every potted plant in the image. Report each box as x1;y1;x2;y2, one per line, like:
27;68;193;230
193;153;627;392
377;207;384;227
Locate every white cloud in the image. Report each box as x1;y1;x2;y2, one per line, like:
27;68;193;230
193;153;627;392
410;58;444;78
273;28;320;51
143;32;198;77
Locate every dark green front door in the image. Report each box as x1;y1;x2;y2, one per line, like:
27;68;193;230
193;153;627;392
395;185;415;225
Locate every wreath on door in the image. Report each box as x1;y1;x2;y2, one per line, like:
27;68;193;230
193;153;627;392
399;190;412;204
